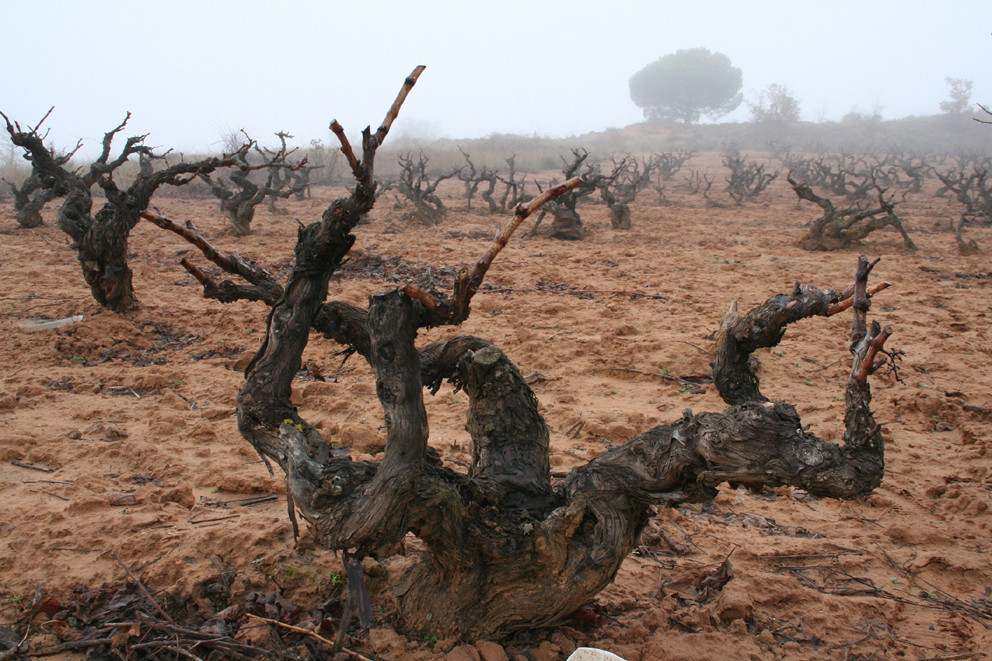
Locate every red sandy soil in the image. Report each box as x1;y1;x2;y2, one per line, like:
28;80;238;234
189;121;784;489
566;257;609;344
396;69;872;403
1;160;991;660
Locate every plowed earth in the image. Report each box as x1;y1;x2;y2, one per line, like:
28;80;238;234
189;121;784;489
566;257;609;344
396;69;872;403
1;161;990;660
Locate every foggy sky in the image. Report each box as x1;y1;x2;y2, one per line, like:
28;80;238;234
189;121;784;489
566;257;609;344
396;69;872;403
2;0;990;157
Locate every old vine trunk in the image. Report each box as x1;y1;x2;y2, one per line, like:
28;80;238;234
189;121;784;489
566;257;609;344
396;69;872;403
3;109;246;311
154;69;896;641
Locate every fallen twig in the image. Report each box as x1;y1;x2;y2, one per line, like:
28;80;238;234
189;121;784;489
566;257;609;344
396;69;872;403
673;340;713;355
605;366;712;387
221;494;279;507
20;637;114;658
130;641;205;661
659;529;691;555
110;551;174;623
36;490;69;502
541;329;577;349
564;420;584;438
245;612;375;660
11;460;57;473
484;286;667;300
189;512;240;525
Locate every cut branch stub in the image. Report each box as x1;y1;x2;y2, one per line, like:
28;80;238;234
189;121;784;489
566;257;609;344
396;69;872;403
402;176;583;323
713;266;892;407
141;211;283;303
713;284;839;406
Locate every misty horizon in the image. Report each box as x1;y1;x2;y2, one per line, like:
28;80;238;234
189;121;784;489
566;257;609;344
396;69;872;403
2;0;990;159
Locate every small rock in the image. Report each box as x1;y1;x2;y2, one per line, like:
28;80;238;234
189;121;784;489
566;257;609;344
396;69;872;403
361;556;387;578
550;631;576;656
107;491;138;506
475;639;509;661
526;641;559;661
232;351;255;371
201;406;234;421
154;485;196;509
714;581;754;623
159;389;191;411
446;644;481;661
365;628;408;655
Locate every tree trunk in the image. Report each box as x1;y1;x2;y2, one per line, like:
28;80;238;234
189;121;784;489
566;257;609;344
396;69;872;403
77;220;138;312
4;110;247;311
609;202;631;230
15;204;44;229
226;201;257;237
550;207;585;240
10;176;51;228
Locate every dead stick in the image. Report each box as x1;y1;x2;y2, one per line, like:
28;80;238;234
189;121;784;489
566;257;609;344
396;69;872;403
11;460;56;473
874;542;910;577
605;366;708;386
17;637;114;658
674;340;713;355
402;176;583;321
110;551;174;623
483;286;667;300
659;529;690;555
220;494;279;507
130;642;204;661
244;613;374;660
188;513;239;525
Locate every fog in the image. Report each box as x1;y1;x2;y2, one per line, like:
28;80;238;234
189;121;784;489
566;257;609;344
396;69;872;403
2;0;989;157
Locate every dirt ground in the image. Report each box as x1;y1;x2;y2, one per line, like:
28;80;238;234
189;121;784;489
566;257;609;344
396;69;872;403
1;161;990;660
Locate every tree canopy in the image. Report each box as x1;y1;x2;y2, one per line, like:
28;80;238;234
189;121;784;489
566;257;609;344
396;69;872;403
748;83;801;125
629;48;743;124
940;77;974;115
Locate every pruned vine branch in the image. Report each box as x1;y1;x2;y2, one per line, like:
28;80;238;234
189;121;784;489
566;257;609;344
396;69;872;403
401;176;583;323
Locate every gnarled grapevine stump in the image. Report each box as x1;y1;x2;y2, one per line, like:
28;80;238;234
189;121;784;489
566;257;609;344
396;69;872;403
150;69;898;641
